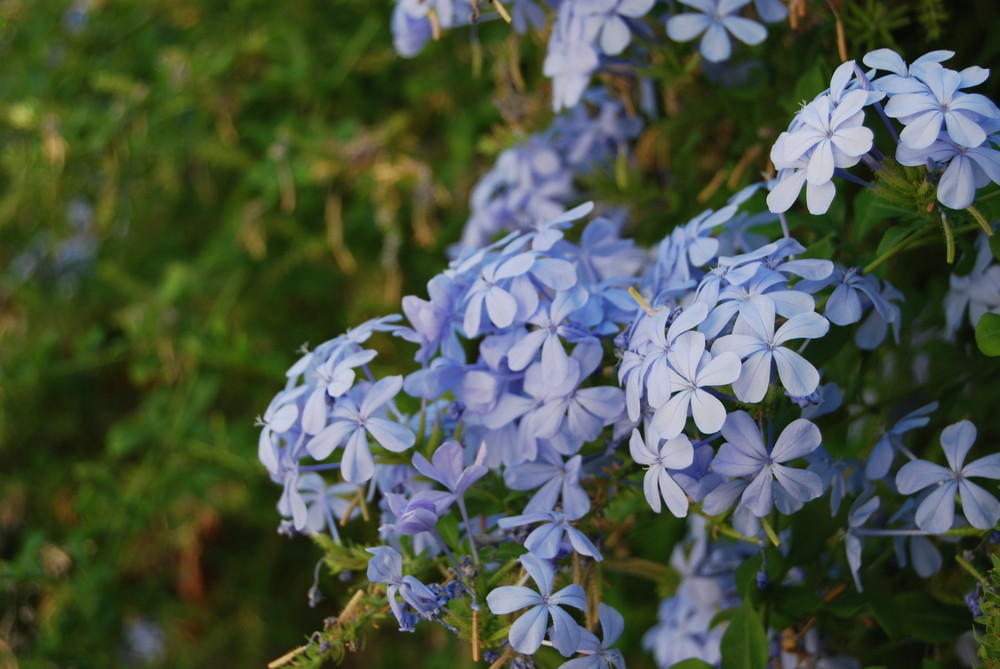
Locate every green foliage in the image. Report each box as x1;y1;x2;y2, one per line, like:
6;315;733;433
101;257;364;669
977;313;1000;357
719;599;768;669
977;554;1000;668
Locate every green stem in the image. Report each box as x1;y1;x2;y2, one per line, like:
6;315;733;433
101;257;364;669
957;553;990;588
761;516;781;548
967;205;995;237
863;223;936;274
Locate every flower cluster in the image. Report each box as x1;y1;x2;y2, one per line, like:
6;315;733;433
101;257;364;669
390;0;783;111
769;50;1000;214
259;20;1000;668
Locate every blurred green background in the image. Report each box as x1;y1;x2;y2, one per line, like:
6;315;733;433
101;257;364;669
0;0;507;665
2;0;999;667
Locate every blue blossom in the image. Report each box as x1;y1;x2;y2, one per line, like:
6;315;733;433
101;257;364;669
558;603;626;669
307;376;416;484
844;494;879;591
776;91;874;187
575;0;656;56
665;0;767;64
896;420;1000;534
889;499;943;578
366;546;443;631
896;124;1000;209
649;330;741;438
944;233;1000;336
412;440;488;497
711;411;824;517
486;554;588;656
545;4;601;111
865;401;938;480
884;61;1000;150
712;298;830;402
629;427;695;516
498;510;603;561
505;452;591;520
297;474;360;539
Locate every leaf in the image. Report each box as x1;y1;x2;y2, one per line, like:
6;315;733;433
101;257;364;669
670;660;716;669
864;588;904;640
720;599;768;669
896;591;971;643
854;189;911;243
976;313;1000;357
875;223;920;259
990;233;1000;261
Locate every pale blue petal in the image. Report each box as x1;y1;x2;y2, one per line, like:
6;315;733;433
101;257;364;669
733;350;773;403
643;466;663;513
486;286;519;328
773;347;820;398
914;482;957;534
770;418;822;461
525;522;565;558
699;22;732;63
521;553;555;595
896;460;951;493
365;416;415;453
342;428;374;484
741;468;775;517
945;110;987;148
937;155;977;209
959;480;1000;530
720;15;766;46
549;605;584;657
566;526;603;561
910;535;942;577
629;428;657;465
659;468;690;517
771;463;823;503
508;605;549;654
550;583;587;610
940;419;976;471
651;391;691;439
690;388;728;435
825;283;864;325
666;13;710;42
963;453;1000;480
360;375;404;416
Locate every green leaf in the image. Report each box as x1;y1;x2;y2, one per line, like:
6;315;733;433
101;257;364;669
990;233;1000;261
875;224;919;258
669;660;716;669
976;313;1000;356
720;599;768;669
896;591;971;643
865;588;904;640
853;189;911;243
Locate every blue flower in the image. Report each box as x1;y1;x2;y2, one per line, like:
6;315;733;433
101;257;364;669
895;420;1000;534
486;554;587;656
865;401;938;480
665;0;767;64
411;440;488;497
558;603;626;669
307;376;416;484
896;125;1000;209
711;411;824;517
649;330;741;438
884;61;1000;150
629;427;694;516
498;510;603;561
712;298;829;402
844;494;879;591
366;546;444;631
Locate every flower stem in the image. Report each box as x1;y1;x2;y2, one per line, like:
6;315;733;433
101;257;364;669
863;223;936;274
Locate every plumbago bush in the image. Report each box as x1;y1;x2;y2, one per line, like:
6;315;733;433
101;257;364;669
258;3;1000;668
